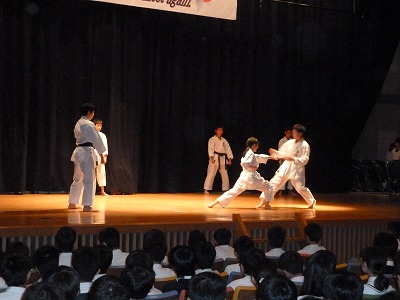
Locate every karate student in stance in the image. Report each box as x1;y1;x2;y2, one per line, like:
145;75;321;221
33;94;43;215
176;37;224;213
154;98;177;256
93;118;109;196
204;126;234;194
68;103;106;212
268;124;316;209
208;137;277;209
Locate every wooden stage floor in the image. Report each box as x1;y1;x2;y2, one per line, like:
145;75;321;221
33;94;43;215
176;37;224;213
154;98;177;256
0;192;398;236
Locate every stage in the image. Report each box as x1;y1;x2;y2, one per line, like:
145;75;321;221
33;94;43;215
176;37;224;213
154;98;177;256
0;192;398;262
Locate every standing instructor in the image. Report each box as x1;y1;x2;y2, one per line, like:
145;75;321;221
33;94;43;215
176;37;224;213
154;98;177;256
68;103;106;212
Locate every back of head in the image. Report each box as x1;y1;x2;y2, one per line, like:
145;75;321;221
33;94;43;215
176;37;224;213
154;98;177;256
168;245;196;277
233;235;255;259
93;244;113;273
302;250;336;297
125;249;154;270
188;230;207;250
292;124;306;136
189;272;226;300
71;246;100;282
88;275;129;300
267;226;286;249
243;137;259;157
252;259;279;285
5;241;30;257
47;267;80;300
33;245;60;281
322;271;363;300
373;232;398;259
388;221;400;239
120;266;155;299
1;253;32;286
21;282;66;300
80;103;95;116
194;241;216;270
213;228;232;246
55;227;77;253
256;275;297;300
240;248;270;276
278;251;303;275
304;223;322;243
98;227;120;249
143;229;168;263
360;246;389;291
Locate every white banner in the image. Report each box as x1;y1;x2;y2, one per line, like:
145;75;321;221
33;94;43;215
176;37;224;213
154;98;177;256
92;0;237;20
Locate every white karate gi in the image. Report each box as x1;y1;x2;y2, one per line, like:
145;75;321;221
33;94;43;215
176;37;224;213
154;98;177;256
278;137;293;191
68;116;106;207
204;135;234;191
270;139;315;206
213;149;273;207
95;131;108;187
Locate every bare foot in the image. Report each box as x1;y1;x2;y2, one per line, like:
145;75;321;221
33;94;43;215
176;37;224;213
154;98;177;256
101;193;109;196
83;206;99;212
204;190;209;194
307;200;316;209
68;203;81;209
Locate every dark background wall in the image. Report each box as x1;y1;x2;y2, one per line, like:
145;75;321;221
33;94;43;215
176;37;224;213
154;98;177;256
1;0;399;194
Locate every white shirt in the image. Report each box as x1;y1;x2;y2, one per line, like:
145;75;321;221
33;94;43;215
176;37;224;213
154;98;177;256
208;136;233;159
215;245;235;260
363;276;396;295
195;268;220;275
0;286;25;300
153;263;176;279
291;275;304;284
227;275;254;291
80;282;92;294
111;249;129;267
225;263;240;274
265;248;285;257
59;252;72;267
278;137;291;150
275;139;310;179
148;286;162;295
298;244;326;255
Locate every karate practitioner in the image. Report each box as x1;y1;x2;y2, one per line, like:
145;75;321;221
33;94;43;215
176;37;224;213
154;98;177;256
269;124;316;209
207;137;277;209
93;119;109;196
204;126;234;194
277;128;294;195
68;103;106;212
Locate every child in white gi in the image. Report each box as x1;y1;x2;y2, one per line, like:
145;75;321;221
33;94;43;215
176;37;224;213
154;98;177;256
93;119;108;196
207;137;277;209
204;126;234;194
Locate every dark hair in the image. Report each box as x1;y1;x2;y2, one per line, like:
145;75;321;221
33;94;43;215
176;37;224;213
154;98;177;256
125;249;154;270
32;245;60;281
380;291;400;300
233;236;255;259
301;250;336;297
47;267;80;300
322;271;363;300
88;275;129;300
5;241;30;257
255;275;297;300
188;230;207;250
120;266;155;299
143;229;168;263
189;272;226;300
267;226;286;249
373;232;398;259
242;137;259;157
213;228;232;246
388;221;400;239
194;241;216;270
252;259;279;285
292;124;306;135
55;227;77;253
360;246;389;291
278;251;303;275
1;253;33;286
304;223;323;243
93;244;113;273
395;255;400;276
93;118;103;125
98;227;120;249
71;246;100;282
240;248;270;276
21;282;66;300
214;125;224;131
168;245;196;277
80;103;95;116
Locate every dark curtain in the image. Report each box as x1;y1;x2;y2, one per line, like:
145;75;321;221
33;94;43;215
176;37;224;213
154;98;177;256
1;0;399;194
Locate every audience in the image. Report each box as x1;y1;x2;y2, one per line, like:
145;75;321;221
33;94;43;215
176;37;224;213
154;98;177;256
255;275;297;300
188;230;207;250
388;221;400;251
32;245;60;282
193;241;219;274
212;228;235;260
298;223;326;255
87;275;129;300
98;227;128;267
47;266;80;300
265;226;286;257
92;244;112;281
189;272;227;300
21;282;66;300
56;226;77;267
278;251;304;286
373;232;398;274
322;271;363;300
71;246;100;295
120;266;155;299
224;235;255;274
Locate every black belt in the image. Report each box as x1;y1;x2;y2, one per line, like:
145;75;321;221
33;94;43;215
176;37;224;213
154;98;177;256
77;142;93;147
214;151;228;170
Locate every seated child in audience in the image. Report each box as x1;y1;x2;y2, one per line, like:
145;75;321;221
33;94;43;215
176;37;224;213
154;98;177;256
298;223;326;255
224;235;255;274
265;226;286;258
162;245;196;294
92;244;113;281
47;266;80;300
193;241;219;274
32;246;60;283
388;221;400;251
189;272;227;300
322;271;363;300
88;275;129;300
256;275;297;300
360;247;396;297
213;228;235;260
251;259;278;287
56;226;77;267
143;229;176;278
278;251;304;286
120;266;155;300
21;282;66;300
188;230;207;250
71;246;100;295
373;232;398;274
98;227;128;267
